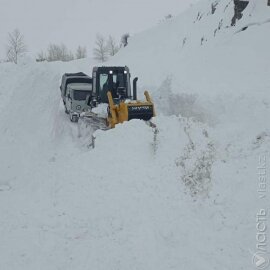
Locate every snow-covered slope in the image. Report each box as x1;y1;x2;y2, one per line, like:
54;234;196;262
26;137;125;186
111;0;270;128
0;1;269;270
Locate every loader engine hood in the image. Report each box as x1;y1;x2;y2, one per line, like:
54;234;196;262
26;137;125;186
127;104;154;121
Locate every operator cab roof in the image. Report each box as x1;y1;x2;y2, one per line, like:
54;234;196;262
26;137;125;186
93;66;130;73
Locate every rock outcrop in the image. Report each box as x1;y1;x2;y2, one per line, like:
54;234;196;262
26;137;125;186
231;0;249;26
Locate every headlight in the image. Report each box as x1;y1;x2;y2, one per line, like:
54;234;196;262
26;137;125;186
124;70;128;74
109;70;113;74
76;105;81;110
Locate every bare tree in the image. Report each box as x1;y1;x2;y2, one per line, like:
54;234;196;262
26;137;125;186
76;46;87;59
47;44;74;62
121;33;130;47
165;14;173;20
6;29;27;64
93;34;108;62
67;50;74;61
107;36;120;56
36;50;47;62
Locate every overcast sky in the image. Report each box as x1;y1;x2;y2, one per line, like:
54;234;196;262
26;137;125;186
0;0;197;59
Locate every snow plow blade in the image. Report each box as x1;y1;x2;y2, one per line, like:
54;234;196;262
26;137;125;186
107;90;155;128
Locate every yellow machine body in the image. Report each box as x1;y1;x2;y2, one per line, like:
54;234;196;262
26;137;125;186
107;91;155;128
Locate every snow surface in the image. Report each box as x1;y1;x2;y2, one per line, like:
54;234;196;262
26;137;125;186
92;103;108;118
0;0;269;269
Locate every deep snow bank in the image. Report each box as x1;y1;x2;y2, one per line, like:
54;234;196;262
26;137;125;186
0;59;219;269
109;0;270;131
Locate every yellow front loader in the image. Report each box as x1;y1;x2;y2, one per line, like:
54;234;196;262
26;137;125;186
83;66;156;129
107;90;155;128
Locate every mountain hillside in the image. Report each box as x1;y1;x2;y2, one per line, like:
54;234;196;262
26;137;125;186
0;1;269;270
111;0;270;128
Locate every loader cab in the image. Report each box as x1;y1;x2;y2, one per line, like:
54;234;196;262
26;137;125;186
92;66;132;104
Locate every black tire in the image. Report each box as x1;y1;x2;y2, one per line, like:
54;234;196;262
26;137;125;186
70;114;74;122
70;114;78;123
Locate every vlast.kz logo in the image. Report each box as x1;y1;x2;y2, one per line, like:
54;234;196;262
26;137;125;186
253;252;269;269
253;155;269;269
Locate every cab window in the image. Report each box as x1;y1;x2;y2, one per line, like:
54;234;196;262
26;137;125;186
99;74;108;91
73;91;91;101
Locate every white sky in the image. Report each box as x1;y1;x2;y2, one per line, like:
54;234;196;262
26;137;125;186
0;0;196;59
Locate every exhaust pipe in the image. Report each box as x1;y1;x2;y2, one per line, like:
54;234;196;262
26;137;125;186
133;77;138;100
